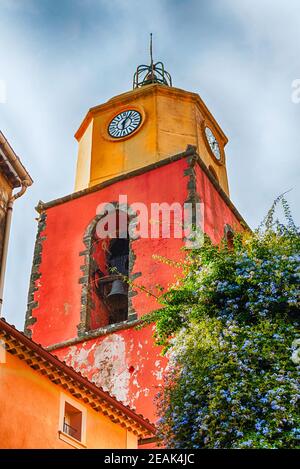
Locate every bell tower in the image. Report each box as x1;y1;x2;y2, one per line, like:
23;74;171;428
75;36;229;195
25;41;247;424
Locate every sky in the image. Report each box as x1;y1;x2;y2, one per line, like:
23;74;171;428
0;0;299;329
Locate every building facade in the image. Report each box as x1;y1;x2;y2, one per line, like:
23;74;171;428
25;63;248;425
0;318;155;448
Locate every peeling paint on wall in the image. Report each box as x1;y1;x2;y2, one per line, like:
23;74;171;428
61;335;130;403
54;325;168;421
92;335;130;403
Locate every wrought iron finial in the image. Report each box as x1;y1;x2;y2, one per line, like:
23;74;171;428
133;34;172;89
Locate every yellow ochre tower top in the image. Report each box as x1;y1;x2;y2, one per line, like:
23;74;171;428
74;36;230;196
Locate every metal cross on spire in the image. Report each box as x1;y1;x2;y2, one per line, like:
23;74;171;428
133;33;172;89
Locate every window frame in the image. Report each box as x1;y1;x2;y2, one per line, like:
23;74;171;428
77;203;138;337
58;393;87;449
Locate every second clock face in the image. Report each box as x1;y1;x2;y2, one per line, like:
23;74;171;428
205;126;221;161
108;110;142;138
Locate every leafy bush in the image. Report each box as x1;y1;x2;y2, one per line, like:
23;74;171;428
143;196;300;448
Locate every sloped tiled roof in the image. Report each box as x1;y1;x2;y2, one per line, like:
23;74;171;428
0;130;33;188
0;318;156;439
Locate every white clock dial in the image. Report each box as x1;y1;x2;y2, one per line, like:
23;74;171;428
108;110;142;138
205;126;221;161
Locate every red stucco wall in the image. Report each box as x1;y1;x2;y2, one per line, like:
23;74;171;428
195;164;242;244
54;325;166;423
28;156;245;423
29;158;188;346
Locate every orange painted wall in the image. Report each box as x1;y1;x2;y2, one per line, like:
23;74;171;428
75;85;229;196
0;352;136;449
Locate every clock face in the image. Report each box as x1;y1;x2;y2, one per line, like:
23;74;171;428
108;110;142;138
205;126;221;161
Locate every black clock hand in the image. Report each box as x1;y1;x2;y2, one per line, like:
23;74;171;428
122;116;131;130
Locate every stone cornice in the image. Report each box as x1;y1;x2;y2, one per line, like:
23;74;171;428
75;84;228;145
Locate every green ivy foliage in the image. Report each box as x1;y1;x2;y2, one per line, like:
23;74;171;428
142;196;300;448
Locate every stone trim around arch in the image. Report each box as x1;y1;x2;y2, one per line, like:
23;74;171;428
24;212;47;338
77;202;140;337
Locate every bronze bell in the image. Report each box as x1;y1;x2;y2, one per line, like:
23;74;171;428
106;279;128;309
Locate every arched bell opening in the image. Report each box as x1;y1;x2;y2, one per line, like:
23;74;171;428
103;237;129;324
77;204;139;337
84;209;130;331
92;236;130;326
